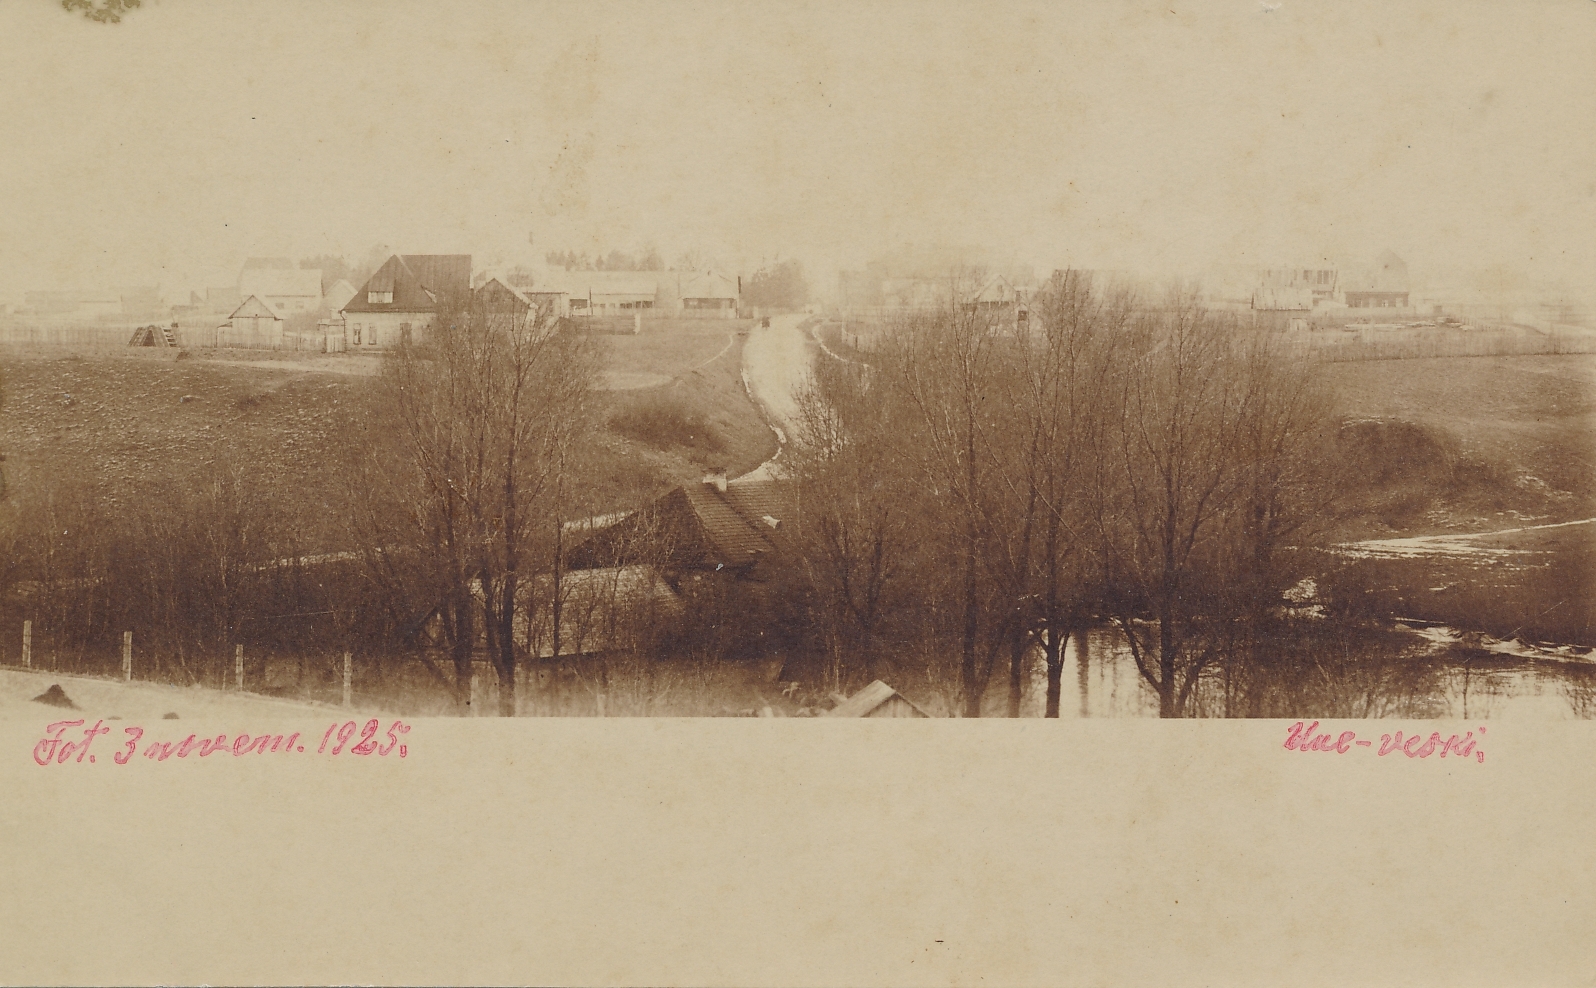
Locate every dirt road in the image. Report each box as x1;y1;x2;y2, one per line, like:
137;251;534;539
737;314;814;479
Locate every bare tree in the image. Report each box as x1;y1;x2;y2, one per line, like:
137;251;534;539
788;354;913;690
1094;288;1333;717
375;286;599;715
879;277;1028;716
1014;271;1128;716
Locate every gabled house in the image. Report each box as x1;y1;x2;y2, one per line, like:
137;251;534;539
565;471;792;579
1251;285;1314;331
676;270;741;317
1340;250;1411;309
960;274;1030;328
472;277;536;321
323;278;357;314
342;254;472;348
827;680;932;717
218;295;284;348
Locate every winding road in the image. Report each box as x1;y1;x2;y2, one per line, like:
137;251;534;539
737;314;816;480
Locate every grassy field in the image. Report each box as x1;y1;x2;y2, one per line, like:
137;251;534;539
1319;353;1596;534
1313;353;1596;644
592;317;751;384
588;323;775;501
0;343;368;547
0;319;776;545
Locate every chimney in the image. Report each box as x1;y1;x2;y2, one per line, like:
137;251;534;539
761;515;781;530
704;467;727;493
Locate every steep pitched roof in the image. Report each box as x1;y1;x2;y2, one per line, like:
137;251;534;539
474;277;534;310
324;279;357;312
828;680;931;717
681;484;777;558
969;274;1017;304
228;295;281;320
565;478;793;571
344;254;472;313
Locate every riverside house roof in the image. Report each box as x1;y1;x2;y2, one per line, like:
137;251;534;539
565;475;793;573
343;254;472;314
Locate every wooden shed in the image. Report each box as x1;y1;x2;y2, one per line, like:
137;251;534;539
219;295;285;348
827;680;931;718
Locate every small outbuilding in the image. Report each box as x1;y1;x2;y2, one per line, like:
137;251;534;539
827;680;932;718
218;295;285;348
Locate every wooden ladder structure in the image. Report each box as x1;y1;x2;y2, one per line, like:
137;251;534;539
128;324;181;347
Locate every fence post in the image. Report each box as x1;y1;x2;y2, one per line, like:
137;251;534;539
122;631;132;682
235;644;244;691
22;620;31;669
342;652;352;708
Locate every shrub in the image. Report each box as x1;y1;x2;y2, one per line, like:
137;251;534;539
607;392;725;455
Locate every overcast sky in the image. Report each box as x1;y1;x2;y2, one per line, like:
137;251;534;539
0;0;1591;301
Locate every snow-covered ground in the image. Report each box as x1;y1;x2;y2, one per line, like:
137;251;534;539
1;667;363;722
1337;516;1596;560
1397;622;1596;663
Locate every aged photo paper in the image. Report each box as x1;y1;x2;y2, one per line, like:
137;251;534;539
2;1;1594;985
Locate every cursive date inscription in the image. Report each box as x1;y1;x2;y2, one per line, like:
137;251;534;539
1283;720;1486;762
33;719;410;766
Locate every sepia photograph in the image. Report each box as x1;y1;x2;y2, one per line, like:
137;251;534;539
1;2;1591;726
2;1;1594;985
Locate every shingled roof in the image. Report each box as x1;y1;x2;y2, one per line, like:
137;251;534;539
565;477;793;572
343;254;471;313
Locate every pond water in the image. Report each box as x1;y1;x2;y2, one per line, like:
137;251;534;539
1008;626;1596;720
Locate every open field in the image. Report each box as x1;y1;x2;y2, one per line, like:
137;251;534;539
591;325;775;497
591;317;751;388
0;321;776;541
1319;352;1596;534
0;343;368;547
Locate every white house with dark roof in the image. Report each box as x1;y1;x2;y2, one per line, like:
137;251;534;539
341;254;472;348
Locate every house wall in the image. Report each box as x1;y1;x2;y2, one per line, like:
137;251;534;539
1344;292;1411;309
343;310;432;348
218;314;284;348
679;298;740;318
866;695;928;718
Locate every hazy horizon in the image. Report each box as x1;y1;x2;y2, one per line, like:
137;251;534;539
2;1;1592;304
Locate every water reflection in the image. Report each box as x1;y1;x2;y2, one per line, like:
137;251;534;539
1000;626;1596;719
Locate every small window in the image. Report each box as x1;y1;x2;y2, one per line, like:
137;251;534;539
367;291;393;304
353;323;362;344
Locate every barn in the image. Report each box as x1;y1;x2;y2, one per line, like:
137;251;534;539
218;295;285;348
